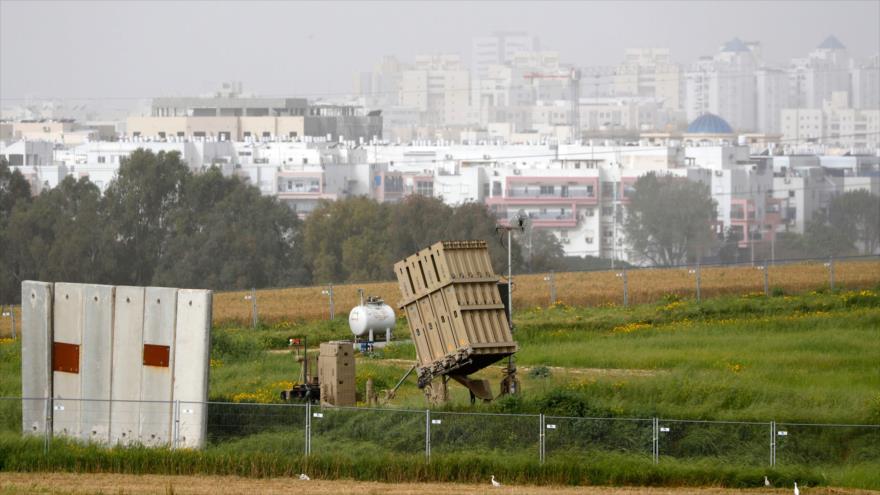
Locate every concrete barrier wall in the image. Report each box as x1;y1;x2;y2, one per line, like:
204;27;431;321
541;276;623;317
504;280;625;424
80;285;114;443
140;287;178;446
21;281;211;449
110;286;145;445
20;281;52;436
52;283;84;438
173;289;212;449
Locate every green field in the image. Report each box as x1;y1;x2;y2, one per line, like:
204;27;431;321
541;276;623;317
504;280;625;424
0;288;878;489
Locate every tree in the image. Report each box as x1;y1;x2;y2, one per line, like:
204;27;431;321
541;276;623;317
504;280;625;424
103;149;189;285
828;190;880;255
623;173;717;266
803;210;858;258
519;227;565;273
0;158;33;303
5;177;114;290
446;201;523;275
152;168;304;290
301;197;391;283
384;195;455;267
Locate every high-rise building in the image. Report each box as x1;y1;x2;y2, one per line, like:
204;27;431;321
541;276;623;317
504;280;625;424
613;48;682;110
851;53;880;110
400;54;471;126
756;67;789;133
471;31;539;80
685;38;759;131
788;36;851;109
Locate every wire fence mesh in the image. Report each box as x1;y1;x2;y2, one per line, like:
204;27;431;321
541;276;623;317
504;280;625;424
1;397;878;467
543;416;654;461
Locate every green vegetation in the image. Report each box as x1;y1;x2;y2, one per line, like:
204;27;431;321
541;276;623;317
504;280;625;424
2;432;873;489
1;289;878;488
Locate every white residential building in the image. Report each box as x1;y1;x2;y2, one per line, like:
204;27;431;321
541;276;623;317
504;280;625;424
782;91;880;151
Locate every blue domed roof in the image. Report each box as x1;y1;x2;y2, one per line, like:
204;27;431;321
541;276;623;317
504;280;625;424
817;35;845;50
687;113;734;134
721;37;749;53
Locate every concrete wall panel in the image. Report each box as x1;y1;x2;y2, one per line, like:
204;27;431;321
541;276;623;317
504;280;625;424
52;282;84;437
110;286;144;445
20;281;52;435
80;284;114;443
172;289;211;449
140;287;178;446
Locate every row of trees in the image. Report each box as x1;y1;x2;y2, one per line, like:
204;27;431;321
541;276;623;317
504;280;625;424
1;150;540;303
2;152;877;303
624;173;880;266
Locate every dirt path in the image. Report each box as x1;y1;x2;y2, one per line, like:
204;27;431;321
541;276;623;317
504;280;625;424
0;473;875;495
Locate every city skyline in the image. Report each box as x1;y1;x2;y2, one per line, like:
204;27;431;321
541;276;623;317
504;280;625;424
1;0;878;102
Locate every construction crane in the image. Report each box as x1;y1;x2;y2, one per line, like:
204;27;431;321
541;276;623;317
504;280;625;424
523;68;582;142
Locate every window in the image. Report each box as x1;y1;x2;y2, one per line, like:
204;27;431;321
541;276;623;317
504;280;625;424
244;132;252;138
585;237;593;244
539;185;555;195
262;132;271;138
416;181;434;196
97;156;106;163
602;206;614;216
492;181;502;196
177;132;184;137
584;208;594;217
289;131;298;138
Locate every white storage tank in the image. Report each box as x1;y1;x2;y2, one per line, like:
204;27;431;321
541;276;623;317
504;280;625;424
348;294;395;342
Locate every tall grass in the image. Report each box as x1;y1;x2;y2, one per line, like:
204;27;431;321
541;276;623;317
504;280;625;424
3;433;872;489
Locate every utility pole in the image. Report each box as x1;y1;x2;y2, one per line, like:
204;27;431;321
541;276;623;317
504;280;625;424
496;214;525;396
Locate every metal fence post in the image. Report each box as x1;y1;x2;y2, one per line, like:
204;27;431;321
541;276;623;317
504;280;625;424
687;265;701;302
652;417;659;464
305;402;312;456
44;397;52;453
829;257;835;290
172;400;180;449
763;262;770;296
770;421;776;467
425;409;431;462
616;269;629;307
322;285;335;320
539;413;545;464
543;272;556;306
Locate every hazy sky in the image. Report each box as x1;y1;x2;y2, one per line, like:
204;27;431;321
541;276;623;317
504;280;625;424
1;0;878;102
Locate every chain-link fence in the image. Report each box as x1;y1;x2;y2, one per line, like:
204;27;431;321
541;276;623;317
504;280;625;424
2;397;878;466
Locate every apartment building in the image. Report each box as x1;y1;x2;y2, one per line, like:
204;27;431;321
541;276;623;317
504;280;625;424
782;91;880;151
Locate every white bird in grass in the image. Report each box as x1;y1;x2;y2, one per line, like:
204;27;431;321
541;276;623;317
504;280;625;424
794;481;799;495
765;476;771;487
491;475;502;487
299;473;310;481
